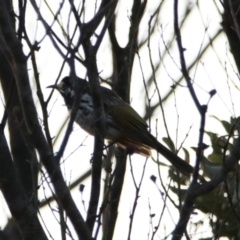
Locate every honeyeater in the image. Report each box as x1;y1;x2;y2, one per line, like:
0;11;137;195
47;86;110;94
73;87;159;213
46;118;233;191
48;76;193;176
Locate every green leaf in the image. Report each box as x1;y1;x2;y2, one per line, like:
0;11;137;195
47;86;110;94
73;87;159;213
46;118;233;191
162;137;175;152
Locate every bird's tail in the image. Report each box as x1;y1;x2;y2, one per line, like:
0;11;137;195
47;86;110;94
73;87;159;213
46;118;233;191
151;137;193;177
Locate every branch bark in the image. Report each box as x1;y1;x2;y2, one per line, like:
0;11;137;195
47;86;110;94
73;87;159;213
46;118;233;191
0;127;47;240
0;1;92;239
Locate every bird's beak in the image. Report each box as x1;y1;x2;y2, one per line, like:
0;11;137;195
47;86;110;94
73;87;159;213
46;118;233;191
47;84;58;89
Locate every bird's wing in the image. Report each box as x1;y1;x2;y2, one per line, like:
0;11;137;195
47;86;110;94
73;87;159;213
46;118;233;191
100;86;150;142
108;103;148;132
108;103;152;156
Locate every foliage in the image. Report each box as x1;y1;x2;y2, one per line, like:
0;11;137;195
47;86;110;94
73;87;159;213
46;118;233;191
171;116;240;239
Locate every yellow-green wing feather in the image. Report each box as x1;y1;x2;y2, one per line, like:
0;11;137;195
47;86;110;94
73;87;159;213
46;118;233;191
109;103;148;131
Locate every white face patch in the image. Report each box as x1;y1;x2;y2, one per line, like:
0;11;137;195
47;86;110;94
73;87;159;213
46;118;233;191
57;82;74;97
69;89;74;98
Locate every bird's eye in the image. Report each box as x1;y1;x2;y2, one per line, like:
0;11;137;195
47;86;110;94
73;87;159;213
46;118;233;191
61;83;66;90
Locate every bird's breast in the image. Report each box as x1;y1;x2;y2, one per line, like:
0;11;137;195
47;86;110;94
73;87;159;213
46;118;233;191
69;93;123;139
70;93;95;135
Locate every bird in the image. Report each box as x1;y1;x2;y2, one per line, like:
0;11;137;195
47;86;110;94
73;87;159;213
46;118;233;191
48;76;193;176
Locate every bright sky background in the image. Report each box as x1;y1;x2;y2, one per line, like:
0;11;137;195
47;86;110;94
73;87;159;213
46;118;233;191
0;0;237;239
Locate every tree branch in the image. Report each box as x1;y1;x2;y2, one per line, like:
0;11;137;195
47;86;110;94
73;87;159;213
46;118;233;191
0;2;92;239
0;127;47;240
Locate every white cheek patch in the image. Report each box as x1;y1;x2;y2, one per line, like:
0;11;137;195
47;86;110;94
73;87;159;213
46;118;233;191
69;89;74;97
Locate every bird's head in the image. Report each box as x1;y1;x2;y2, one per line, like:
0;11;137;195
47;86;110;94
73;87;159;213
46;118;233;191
48;76;88;107
47;76;74;99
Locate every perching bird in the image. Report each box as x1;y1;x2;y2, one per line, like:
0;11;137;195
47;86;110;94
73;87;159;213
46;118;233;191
48;76;193;176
